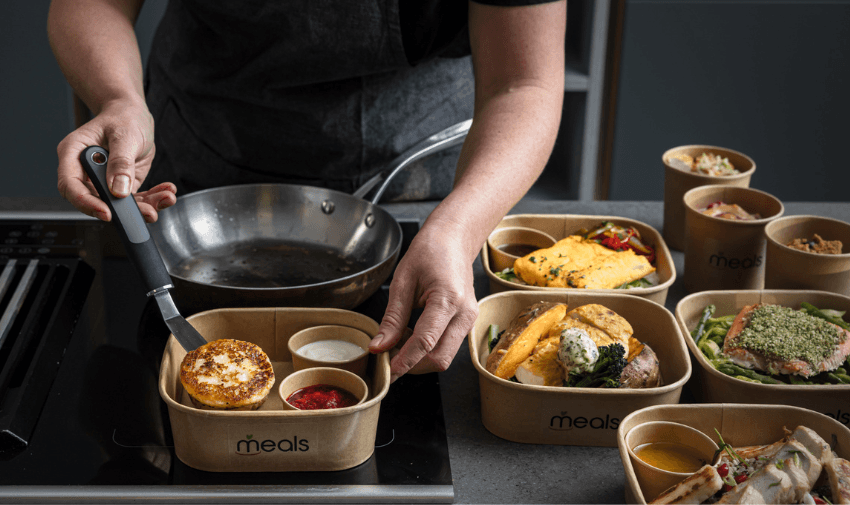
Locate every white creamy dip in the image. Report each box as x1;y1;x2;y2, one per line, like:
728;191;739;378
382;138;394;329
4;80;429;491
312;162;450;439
296;340;366;362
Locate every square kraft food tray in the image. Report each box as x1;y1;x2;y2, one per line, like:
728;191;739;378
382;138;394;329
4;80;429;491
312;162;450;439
618;403;850;504
469;291;691;447
676;290;850;424
158;307;390;472
481;214;676;305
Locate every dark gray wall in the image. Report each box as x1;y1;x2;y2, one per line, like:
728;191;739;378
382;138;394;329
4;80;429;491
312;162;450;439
608;0;850;202
0;0;167;197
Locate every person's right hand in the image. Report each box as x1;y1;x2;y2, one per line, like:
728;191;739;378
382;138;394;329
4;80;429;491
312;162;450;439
56;98;176;223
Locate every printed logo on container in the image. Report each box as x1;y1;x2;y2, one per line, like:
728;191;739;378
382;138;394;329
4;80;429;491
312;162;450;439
228;423;318;463
825;409;850;426
547;410;620;431
707;252;762;270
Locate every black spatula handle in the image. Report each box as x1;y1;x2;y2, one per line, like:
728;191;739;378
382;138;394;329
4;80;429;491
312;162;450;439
79;146;173;293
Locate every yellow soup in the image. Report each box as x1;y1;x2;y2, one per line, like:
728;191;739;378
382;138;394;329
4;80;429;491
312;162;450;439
633;442;707;474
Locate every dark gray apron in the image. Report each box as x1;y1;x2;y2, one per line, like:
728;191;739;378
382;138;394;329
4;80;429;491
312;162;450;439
142;0;474;201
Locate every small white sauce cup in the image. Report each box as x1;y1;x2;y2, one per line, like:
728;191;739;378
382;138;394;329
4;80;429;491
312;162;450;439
288;325;371;378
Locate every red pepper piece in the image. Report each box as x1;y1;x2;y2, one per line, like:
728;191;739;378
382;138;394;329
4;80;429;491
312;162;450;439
717;463;729;477
734;474;748;484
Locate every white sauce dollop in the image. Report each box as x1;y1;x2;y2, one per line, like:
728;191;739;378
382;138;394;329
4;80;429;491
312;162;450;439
558;328;599;374
296;340;366;362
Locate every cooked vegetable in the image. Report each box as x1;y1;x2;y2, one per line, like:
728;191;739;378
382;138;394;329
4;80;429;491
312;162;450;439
802;302;850;331
485;302;568;380
567;343;627;388
692;305;716;344
579;221;657;264
487;324;501;352
620;343;662;388
716;363;783;385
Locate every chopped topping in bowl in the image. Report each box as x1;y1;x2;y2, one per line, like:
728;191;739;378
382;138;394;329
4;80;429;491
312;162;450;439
700;201;761;221
786;234;843;255
668;152;740;176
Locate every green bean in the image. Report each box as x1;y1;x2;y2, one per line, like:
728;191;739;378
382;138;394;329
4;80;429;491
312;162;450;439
694;305;716;343
707;315;736;325
801;302;850;330
827;373;844;384
833;373;850;384
487;324;500;352
717;363;782;384
788;376;807;385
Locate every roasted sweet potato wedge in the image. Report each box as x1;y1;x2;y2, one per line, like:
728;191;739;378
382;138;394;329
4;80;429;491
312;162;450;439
486;301;567;380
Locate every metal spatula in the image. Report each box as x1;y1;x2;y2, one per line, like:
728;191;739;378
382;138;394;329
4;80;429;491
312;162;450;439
80;146;206;351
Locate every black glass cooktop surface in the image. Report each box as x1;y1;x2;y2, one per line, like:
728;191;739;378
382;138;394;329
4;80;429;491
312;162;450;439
0;218;453;502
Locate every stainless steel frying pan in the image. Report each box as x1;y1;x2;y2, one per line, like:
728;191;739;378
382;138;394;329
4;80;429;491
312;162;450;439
149;120;471;311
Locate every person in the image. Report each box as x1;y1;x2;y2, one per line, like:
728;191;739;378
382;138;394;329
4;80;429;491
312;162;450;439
48;0;567;382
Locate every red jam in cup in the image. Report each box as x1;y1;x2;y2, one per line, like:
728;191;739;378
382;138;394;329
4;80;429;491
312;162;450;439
285;384;360;410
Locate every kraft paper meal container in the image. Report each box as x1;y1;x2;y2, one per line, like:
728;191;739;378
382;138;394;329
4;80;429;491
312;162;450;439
481;214;676;305
619;403;850;504
764;215;850;294
158;307;390;472
683;185;784;293
675;290;850;421
662;145;756;251
469;291;691;447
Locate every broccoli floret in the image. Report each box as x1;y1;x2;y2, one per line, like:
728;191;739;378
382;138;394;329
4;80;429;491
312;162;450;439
567;343;627;388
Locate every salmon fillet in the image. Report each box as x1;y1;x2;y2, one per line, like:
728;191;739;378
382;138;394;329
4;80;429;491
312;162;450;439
722;304;850;378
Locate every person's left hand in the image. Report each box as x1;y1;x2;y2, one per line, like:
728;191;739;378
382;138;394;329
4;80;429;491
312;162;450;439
368;220;479;383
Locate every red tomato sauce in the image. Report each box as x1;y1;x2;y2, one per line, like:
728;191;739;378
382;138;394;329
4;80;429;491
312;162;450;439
286;384;359;410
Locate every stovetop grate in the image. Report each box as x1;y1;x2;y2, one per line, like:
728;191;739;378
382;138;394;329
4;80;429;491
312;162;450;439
0;258;93;459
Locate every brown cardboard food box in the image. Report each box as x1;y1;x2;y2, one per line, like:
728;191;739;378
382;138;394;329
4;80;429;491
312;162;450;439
676;290;850;423
683;185;784;293
619;403;850;504
764;215;850;294
662;145;756;251
158;307;390;472
469;291;691;447
481;214;676;305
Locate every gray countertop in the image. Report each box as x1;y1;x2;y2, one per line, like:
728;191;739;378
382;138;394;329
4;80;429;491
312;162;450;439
2;197;848;504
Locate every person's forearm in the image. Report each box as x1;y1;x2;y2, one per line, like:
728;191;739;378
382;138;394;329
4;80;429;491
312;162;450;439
48;0;147;113
436;86;562;260
425;1;566;264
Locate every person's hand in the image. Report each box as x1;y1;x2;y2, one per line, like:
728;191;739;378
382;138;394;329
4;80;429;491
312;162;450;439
368;221;479;382
56;98;176;223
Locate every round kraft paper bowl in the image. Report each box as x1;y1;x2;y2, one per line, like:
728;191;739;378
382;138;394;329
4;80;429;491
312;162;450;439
625;421;719;502
487;226;557;273
662;145;755;251
288;325;371;377
278;367;368;411
764;215;850;294
683;185;783;293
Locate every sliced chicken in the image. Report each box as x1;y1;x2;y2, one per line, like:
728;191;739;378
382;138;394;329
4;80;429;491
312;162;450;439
650;464;723;504
825;457;850;504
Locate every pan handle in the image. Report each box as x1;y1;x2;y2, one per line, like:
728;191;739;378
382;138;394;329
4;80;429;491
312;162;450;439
352;119;472;205
79;146;174;294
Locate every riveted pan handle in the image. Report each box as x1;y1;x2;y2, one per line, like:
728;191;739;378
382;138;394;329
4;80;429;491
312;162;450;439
79;146;173;293
352;119;472;205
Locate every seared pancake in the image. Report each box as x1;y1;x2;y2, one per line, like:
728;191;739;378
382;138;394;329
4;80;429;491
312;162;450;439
180;339;275;410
